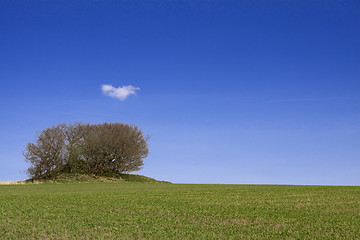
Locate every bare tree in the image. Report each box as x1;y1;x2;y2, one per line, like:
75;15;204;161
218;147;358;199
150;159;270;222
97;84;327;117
62;122;89;173
24;124;66;179
81;123;149;174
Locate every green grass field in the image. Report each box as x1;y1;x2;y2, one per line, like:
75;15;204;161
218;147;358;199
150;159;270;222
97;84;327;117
1;183;359;239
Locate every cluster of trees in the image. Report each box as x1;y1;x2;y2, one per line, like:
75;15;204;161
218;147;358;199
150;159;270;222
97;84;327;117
24;122;149;179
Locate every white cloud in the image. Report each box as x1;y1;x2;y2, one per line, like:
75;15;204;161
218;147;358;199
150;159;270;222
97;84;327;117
101;84;140;101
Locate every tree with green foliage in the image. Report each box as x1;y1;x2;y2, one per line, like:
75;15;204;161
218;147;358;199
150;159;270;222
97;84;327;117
23;122;149;179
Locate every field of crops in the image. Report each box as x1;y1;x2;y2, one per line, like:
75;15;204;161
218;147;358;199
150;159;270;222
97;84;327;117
0;182;359;239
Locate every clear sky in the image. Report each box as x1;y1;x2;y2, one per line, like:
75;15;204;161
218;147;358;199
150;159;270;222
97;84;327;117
1;0;359;185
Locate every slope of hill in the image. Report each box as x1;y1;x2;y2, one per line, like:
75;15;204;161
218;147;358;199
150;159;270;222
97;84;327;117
24;173;170;184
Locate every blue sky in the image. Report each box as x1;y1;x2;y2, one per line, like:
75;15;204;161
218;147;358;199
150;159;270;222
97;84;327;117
0;0;359;184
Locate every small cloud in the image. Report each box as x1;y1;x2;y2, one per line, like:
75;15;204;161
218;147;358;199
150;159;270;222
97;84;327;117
101;84;140;101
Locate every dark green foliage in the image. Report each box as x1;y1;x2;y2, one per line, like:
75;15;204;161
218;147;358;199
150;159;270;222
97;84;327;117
23;122;149;180
117;173;170;183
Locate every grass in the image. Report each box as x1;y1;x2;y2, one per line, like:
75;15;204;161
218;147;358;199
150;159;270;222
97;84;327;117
22;173;170;184
0;183;359;239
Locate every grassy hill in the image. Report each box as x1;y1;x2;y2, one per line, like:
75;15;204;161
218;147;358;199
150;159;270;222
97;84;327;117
23;173;170;184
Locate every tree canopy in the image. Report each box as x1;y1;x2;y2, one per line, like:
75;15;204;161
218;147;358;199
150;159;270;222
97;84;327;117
24;122;149;179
